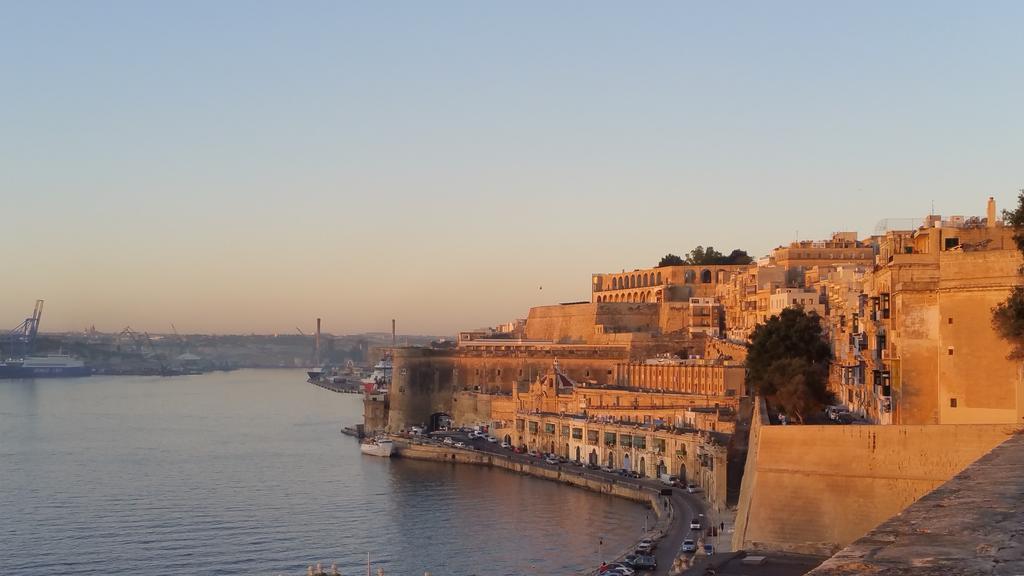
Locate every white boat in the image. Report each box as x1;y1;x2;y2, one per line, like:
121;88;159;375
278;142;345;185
360;437;394;457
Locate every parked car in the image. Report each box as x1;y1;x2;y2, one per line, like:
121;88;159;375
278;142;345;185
486;435;498;443
443;437;453;445
601;466;615;473
635;539;653;553
500;441;511;449
660;474;678;486
604;564;634;576
680;538;696;553
527;450;539;457
453;441;466;448
704;543;714;556
686;483;699;493
627;470;642;479
689;517;702;530
545;456;559;465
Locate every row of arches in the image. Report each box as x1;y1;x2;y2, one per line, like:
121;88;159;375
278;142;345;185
609;271;663;290
683;269;732;284
595;290;662;303
601;268;742;292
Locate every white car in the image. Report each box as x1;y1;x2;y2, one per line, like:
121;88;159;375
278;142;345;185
485;435;498;443
686;483;698;493
500;441;511;449
680;538;696;553
454;441;466;448
689;517;702;530
443;437;453;445
544;456;559;465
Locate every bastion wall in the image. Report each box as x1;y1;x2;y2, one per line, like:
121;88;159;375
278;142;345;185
733;398;1015;555
388;347;627;432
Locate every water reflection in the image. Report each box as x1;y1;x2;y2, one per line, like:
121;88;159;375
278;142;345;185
0;371;646;576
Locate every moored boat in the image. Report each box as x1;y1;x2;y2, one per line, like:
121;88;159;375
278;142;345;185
359;437;394;457
0;355;92;379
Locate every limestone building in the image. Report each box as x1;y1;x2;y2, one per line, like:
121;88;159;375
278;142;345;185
821;198;1024;425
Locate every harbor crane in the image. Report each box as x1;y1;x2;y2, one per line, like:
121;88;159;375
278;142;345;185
5;300;44;359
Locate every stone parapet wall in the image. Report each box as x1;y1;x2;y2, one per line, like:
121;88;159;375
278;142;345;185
733;400;1015;555
808;434;1024;575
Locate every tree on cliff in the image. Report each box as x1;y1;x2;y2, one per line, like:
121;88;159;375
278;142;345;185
992;189;1024;358
684;246;724;265
658;254;685;267
680;246;755;265
724;249;754;265
746;308;832;423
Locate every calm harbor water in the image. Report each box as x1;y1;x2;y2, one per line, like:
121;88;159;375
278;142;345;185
0;370;646;575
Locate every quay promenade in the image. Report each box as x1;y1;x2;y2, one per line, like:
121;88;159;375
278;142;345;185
394;436;718;576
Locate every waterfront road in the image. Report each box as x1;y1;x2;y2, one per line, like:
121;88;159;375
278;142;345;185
419;432;710;575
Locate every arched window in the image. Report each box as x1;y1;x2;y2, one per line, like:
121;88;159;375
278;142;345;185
684;270;696;284
701;269;712;283
656;272;662;285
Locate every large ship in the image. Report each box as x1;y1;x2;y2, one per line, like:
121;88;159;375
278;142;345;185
1;300;91;379
0;355;92;378
359;436;394;457
360;356;392;392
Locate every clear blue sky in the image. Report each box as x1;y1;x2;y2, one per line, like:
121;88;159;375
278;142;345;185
2;1;1022;335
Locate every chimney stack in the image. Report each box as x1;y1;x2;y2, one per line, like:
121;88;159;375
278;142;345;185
987;197;997;227
315;318;321;366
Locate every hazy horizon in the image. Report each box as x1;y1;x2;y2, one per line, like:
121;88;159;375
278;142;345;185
4;1;1022;335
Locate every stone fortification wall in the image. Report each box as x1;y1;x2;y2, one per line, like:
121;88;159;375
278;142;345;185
705;338;748;363
731;396;768;552
450;391;502;429
808;434;1024;576
388;348;458;433
388;347;627;431
525;303;660;343
733;399;1014;555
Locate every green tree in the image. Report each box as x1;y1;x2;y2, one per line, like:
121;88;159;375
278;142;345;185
747;308;832;421
680;246;754;265
763;358;827;423
992;190;1024;358
725;249;754;265
658;254;685;267
684;246;725;265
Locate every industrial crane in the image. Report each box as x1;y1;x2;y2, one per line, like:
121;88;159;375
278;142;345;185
5;300;44;359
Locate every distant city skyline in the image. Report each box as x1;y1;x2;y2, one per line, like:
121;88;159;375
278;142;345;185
3;1;1022;335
